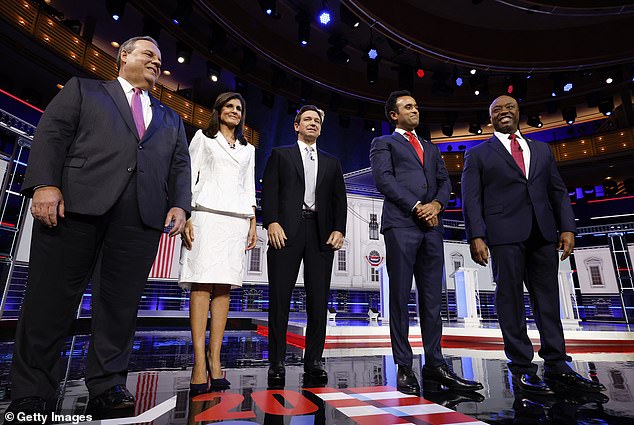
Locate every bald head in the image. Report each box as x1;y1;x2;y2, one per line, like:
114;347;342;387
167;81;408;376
489;95;519;134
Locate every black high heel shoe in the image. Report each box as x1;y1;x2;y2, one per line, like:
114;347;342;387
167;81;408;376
207;351;231;390
189;357;210;397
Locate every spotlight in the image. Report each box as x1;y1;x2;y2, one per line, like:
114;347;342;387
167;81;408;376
171;0;192;25
327;35;350;64
441;123;453;137
296;11;310;46
367;61;379;84
106;0;126;21
340;4;360;28
258;0;280;18
367;48;378;60
563;83;573;92
416;68;425;78
470;69;477;75
398;64;414;92
469;73;488;97
469;123;482;134
598;96;614;116
318;9;332;26
561;106;577;125
606;76;614;84
176;43;191;64
527;115;543;128
455;76;463;86
206;61;220;82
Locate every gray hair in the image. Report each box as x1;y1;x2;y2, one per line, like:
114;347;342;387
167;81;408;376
116;36;159;69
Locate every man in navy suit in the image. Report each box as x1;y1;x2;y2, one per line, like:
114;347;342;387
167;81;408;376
4;36;191;419
461;95;605;395
370;90;482;395
262;105;347;386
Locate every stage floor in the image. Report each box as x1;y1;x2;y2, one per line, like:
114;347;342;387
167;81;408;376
0;326;633;424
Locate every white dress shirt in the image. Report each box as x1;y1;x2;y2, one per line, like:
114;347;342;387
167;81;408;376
117;76;152;129
395;127;424;152
298;140;318;210
494;130;531;178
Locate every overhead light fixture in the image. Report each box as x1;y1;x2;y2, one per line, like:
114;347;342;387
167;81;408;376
561;106;577;125
455;76;463;86
296;11;311;46
598;96;614;116
206;61;220;82
171;0;192;25
470;69;477;75
605;76;614;84
258;0;280;18
416;69;425;79
176;43;191;64
340;3;360;28
469;123;482;134
327;34;350;64
367;48;378;60
441;123;453;137
367;61;379;84
110;41;120;48
106;0;126;21
162;70;171;76
318;10;332;26
470;73;488;97
527;114;543;128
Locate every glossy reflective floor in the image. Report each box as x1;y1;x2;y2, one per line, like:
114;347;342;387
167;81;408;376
1;330;633;424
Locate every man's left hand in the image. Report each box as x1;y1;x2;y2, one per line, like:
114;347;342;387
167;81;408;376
416;200;441;221
164;207;186;236
558;231;575;261
326;231;344;250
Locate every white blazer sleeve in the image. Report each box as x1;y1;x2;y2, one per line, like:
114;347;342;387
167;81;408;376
189;130;205;195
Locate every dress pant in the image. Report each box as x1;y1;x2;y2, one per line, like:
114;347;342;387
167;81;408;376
10;174;162;399
384;225;445;368
489;221;571;375
267;214;334;365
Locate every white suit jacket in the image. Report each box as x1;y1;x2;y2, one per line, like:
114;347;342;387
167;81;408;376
189;130;256;217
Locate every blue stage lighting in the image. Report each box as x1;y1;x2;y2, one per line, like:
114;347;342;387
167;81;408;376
563;83;573;92
266;8;272;15
367;48;378;60
112;14;120;21
455;77;463;86
318;10;332;25
172;18;179;25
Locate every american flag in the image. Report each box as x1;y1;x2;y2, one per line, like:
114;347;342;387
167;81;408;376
149;233;180;278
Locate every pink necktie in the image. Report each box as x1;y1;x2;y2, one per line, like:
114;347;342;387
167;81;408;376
131;88;145;139
405;131;424;166
510;134;526;176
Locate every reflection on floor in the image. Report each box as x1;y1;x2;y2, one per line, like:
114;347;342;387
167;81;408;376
0;330;633;424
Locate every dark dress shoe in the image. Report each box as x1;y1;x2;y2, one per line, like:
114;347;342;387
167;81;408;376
544;371;607;393
209;377;231;390
304;360;328;378
397;365;421;395
87;384;135;410
302;372;328;388
2;397;47;424
423;389;485;408
512;373;554;396
268;361;285;386
189;382;209;397
422;364;484;391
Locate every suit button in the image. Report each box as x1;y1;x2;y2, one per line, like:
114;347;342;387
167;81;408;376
138;145;143;150
127;167;133;172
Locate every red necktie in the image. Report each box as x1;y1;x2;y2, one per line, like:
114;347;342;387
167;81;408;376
510;134;526;176
131;88;145;139
405;131;424;166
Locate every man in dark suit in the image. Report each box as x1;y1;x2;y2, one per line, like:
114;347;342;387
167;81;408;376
461;95;605;395
370;90;482;395
262;105;347;385
4;36;191;418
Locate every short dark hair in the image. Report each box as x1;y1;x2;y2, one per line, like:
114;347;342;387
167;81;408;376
116;36;159;69
385;90;412;124
204;92;248;145
294;105;324;125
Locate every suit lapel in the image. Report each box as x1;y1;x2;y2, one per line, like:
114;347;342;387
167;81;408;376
103;80;140;141
141;97;164;143
290;144;305;183
393;132;424;169
489;135;526;179
525;138;538;181
316;150;326;189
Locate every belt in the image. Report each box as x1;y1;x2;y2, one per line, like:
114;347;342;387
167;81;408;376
301;210;317;219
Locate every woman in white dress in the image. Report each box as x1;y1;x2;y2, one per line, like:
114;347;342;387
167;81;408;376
179;92;257;395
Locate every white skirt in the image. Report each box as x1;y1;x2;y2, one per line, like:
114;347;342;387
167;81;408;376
178;210;250;289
